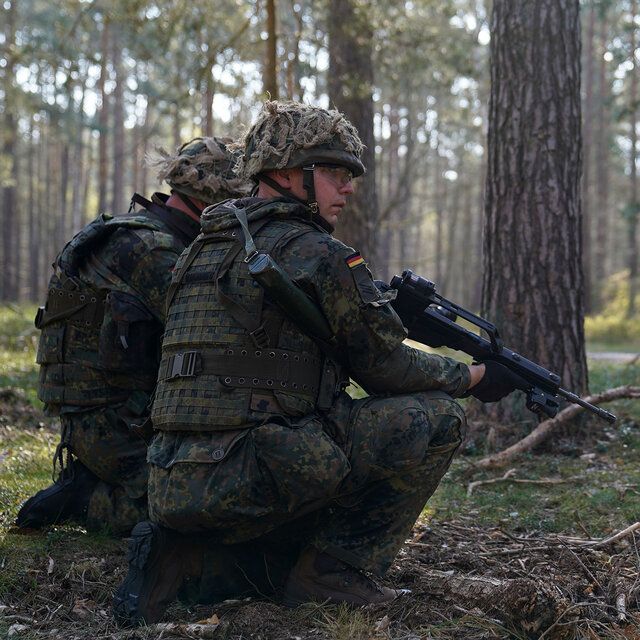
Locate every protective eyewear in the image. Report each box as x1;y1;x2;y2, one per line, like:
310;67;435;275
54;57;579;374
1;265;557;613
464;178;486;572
308;164;354;187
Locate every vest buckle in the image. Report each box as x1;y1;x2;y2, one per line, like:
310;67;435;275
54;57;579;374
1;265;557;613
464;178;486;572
249;326;270;349
168;351;199;379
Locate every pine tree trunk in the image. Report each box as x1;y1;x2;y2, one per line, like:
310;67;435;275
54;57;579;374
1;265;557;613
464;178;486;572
71;84;86;234
328;0;380;267
594;9;610;295
111;28;125;214
582;1;595;312
97;18;110;216
58;141;70;252
28;117;38;300
627;0;639;318
482;0;587;425
1;0;18;301
265;0;278;98
204;70;214;137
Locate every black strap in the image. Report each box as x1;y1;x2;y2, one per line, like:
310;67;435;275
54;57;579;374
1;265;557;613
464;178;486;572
159;348;322;397
130;193;200;246
36;283;107;329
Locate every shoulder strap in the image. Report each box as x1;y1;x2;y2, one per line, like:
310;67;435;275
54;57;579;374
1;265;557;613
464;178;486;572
165;237;205;314
129;193;200;246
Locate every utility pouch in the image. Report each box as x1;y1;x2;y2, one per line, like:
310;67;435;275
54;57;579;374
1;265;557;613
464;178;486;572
98;291;160;372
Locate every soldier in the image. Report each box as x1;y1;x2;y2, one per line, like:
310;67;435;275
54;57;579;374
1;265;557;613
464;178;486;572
16;137;250;536
113;101;525;624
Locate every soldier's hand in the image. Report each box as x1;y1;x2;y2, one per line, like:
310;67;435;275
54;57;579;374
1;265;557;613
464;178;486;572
467;360;529;403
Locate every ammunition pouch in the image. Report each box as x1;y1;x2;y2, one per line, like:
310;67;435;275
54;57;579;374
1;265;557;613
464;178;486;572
98;290;161;373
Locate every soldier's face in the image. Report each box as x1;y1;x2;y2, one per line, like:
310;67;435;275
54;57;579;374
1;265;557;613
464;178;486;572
288;166;355;227
314;165;355;226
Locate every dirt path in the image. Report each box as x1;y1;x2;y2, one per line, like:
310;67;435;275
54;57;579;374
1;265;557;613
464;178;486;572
587;351;639;364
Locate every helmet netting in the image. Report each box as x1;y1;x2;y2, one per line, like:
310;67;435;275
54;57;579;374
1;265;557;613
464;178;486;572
234;101;364;179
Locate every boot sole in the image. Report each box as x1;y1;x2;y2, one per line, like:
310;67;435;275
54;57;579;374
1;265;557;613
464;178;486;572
113;521;159;626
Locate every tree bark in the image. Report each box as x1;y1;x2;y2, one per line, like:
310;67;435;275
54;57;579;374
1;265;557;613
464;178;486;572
28;117;38;300
97;17;110;216
627;0;639;318
594;8;610;297
328;0;380;268
111;27;125;214
482;0;587;425
582;1;595;312
265;0;279;99
1;0;18;301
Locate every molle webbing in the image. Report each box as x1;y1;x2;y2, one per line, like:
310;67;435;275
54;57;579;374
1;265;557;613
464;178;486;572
152;216;327;431
35;285;107;330
158;348;322;398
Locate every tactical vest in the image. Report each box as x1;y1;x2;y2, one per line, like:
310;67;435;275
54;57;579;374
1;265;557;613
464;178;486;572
36;197;199;411
151;213;341;432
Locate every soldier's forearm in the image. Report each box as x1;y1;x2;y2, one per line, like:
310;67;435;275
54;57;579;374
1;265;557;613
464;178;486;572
351;343;471;398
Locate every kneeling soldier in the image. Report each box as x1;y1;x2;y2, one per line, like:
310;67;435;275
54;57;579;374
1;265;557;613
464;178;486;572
16;138;250;536
113;101;523;623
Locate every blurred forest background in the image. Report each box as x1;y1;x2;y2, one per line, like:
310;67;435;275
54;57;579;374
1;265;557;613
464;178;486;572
0;0;637;340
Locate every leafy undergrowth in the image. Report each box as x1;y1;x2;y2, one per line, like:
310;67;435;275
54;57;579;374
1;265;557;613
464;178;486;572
1;306;639;639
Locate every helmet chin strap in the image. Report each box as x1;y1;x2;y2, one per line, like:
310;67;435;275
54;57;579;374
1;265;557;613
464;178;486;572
301;166;319;214
258;169;319;214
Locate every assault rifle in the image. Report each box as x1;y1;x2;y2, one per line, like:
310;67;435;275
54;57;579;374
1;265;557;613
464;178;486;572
387;270;616;424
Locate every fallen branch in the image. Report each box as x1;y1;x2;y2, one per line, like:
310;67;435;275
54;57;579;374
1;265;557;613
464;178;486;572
466;468;582;496
474;386;640;470
110;622;220;639
581;522;640;548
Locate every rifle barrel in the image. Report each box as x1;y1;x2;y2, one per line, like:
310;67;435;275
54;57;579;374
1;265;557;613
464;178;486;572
558;388;617;423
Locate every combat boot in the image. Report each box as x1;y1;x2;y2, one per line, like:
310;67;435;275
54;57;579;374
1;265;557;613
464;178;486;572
113;521;203;626
16;459;98;529
282;547;402;607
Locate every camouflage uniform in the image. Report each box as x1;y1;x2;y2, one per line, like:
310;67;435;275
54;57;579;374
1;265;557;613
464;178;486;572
111;103;472;627
148;196;468;575
35;197;202;534
21;138;250;535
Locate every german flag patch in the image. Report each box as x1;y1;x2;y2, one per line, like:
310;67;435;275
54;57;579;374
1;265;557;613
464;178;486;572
345;252;365;269
345;252;380;304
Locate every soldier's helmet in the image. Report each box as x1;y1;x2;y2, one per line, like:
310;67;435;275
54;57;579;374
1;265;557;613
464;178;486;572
234;101;365;180
152;136;251;204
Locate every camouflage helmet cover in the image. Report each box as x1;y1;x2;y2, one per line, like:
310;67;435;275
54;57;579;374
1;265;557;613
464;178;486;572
234;101;365;180
151;136;251;204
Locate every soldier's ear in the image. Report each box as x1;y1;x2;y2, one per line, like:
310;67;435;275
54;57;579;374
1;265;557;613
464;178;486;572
272;168;294;188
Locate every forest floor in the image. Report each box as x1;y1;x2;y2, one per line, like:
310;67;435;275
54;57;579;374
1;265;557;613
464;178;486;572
0;305;639;640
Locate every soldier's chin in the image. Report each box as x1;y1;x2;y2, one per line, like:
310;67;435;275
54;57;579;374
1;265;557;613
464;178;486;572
321;211;339;226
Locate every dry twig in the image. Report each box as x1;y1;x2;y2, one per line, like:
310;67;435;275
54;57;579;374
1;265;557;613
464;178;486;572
466;468;582;496
474;386;640;470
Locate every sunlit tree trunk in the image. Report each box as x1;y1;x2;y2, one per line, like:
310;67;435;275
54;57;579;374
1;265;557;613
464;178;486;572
328;0;380;267
627;0;639;318
71;83;86;234
1;0;18;301
582;1;595;312
285;0;303;100
204;68;215;137
482;0;587;424
594;9;610;292
264;0;279;98
97;17;110;216
111;28;125;214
